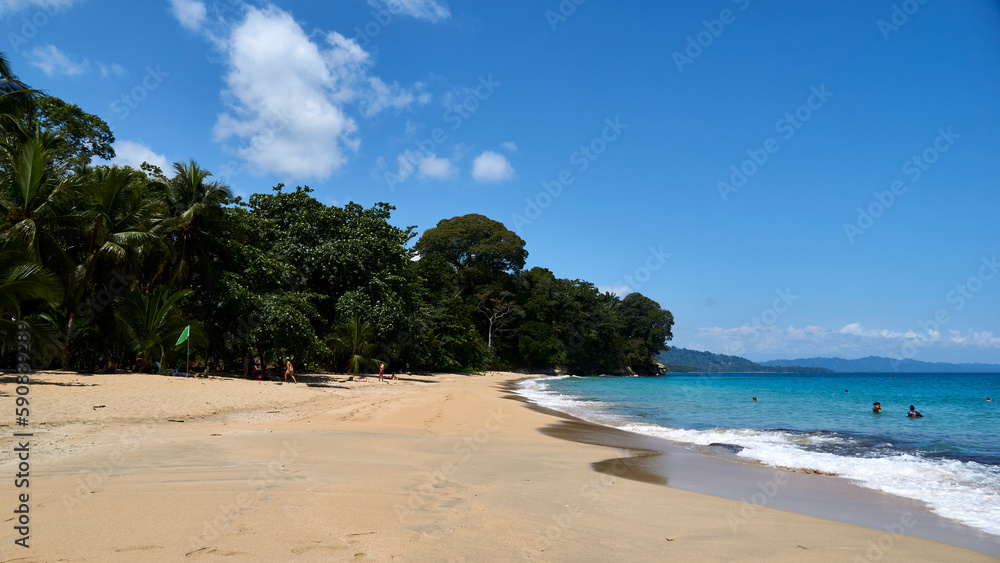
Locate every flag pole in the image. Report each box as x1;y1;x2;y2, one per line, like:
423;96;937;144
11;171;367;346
187;335;190;377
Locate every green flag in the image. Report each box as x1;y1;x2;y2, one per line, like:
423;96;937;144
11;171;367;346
176;325;190;346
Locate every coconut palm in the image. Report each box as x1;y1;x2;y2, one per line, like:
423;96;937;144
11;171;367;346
327;315;376;375
156;160;233;288
0;132;79;264
0;52;38;140
0;239;62;348
115;286;201;372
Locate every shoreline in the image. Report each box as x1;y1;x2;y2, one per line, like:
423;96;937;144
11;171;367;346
1;370;997;561
503;379;1000;557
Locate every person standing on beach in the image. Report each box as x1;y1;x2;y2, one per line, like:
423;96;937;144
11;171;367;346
243;354;250;378
378;362;386;382
284;357;296;383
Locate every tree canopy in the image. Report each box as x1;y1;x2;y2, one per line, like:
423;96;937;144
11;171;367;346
0;54;673;376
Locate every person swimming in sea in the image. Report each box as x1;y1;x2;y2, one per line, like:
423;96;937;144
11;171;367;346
872;401;882;414
906;404;923;418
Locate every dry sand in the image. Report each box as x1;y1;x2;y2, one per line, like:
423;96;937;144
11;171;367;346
1;370;997;562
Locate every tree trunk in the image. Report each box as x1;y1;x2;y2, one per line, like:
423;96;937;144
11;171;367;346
61;313;76;369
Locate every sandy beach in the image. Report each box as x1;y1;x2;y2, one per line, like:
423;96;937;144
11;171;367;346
1;370;997;562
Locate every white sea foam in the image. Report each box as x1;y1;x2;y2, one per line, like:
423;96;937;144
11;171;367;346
516;376;626;425
515;377;1000;537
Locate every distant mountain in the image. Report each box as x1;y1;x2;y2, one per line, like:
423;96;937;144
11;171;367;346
658;348;831;373
761;356;1000;373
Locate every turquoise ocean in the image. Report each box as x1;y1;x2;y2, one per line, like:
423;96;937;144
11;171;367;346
516;372;1000;538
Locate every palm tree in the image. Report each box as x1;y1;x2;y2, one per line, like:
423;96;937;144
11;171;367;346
76;165;163;276
156;160;233;288
39;165;164;368
0;131;79;264
0;52;38;140
327;315;376;375
115;286;201;372
0;240;62;346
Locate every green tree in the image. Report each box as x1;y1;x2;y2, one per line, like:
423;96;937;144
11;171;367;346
327;315;376;375
0;240;62;346
414;213;527;289
618;292;674;373
0;52;37;139
408;253;485;370
0;132;79;263
115;286;204;372
33;95;115;167
157;160;233;289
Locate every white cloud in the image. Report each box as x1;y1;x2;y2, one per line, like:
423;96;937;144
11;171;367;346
395;150;418;180
385;150;453;182
28;44;87;76
368;0;450;23
471;150;514;182
501;141;518;152
212;5;426;180
688;321;1000;361
418;154;454;179
0;0;72;16
169;0;207;31
107;141;170;172
365;77;416;117
98;62;125;78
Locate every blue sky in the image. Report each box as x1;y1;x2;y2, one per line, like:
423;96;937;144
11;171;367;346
3;0;1000;363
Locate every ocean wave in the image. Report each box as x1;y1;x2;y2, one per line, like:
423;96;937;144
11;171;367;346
515;377;1000;537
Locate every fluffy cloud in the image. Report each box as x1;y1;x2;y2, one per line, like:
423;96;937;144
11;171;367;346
364;77;424;117
471;150;513;182
98;62;125;78
500;141;518;152
418;154;454;179
169;0;207;31
107;140;170;172
383;150;454;182
28;44;87;76
367;0;450;23
212;5;426;180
